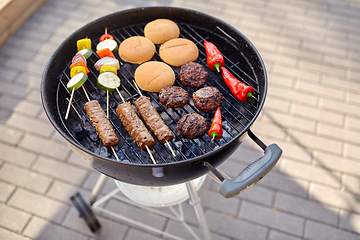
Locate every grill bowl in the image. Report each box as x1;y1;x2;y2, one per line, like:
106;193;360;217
41;7;268;187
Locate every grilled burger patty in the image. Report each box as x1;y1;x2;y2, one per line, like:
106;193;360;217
159;86;190;108
193;86;223;112
177;113;208;139
180;62;208;88
116;101;155;150
84;100;119;148
135;96;174;144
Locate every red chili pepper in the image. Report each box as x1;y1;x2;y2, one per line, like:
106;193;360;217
96;48;115;58
220;66;255;102
208;107;223;141
99;34;114;42
204;40;224;72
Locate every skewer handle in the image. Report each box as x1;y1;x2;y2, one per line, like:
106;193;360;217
65;87;75;120
146;145;156;164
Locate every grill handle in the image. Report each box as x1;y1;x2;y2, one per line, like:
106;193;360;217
203;130;282;198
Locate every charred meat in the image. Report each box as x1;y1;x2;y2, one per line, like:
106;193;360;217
135;96;174;144
116;101;155;150
193;86;223;112
159;86;190;108
84;100;119;148
177;113;208;139
180;62;208;88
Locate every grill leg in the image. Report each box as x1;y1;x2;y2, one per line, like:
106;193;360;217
90;174;107;206
186;181;212;240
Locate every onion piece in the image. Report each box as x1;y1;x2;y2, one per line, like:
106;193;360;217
72;53;87;66
94;57;120;71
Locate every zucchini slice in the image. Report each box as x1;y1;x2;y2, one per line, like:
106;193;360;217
96;39;118;52
67;72;88;91
77;49;92;59
97;72;120;92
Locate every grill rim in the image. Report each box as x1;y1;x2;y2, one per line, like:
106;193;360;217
41;6;268;167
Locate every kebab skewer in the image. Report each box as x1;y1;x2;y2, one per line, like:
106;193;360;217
133;81;176;157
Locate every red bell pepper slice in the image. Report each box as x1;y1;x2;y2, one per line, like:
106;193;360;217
96;48;115;58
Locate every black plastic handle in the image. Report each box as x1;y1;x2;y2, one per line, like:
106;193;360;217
219;143;282;198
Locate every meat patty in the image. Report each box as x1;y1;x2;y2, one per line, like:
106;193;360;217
84;100;119;148
180;62;208;88
159;86;190;108
193;86;223;112
134;96;174;144
177;113;208;139
116;101;155;150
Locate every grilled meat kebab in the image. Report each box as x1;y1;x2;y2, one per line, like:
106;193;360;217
134;96;174;144
177;113;208;139
84;100;119;147
159;86;190;108
116;101;155;150
193;86;223;112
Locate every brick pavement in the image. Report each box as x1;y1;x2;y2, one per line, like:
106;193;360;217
0;0;359;239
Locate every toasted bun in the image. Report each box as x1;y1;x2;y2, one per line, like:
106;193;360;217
144;19;180;44
134;61;175;92
159;38;199;66
118;36;155;64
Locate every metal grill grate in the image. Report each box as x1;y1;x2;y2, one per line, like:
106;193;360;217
56;22;260;165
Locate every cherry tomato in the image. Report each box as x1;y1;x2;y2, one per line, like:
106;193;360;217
99;34;114;42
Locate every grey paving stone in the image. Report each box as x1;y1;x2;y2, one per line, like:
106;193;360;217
8;189;69;224
305;219;360;240
6;113;54;138
0;164;52;194
0;142;37;168
0;181;15;203
165;219;231;240
32;156;88;185
23;216;88;240
278;158;342;188
12;101;43;117
309;183;360;214
103;198;167;230
0;227;32;240
63;208;128;239
268;230;303;240
339;210;360;234
0;125;23;145
314;151;360;177
0;204;31;233
19;134;71;161
344;142;360;161
318;123;360;146
239;201;305;237
257;171;309;198
198;187;240;216
342;174;360;195
46;180;91;204
206;210;268;240
292;103;344;126
125;228;163;240
274;191;339;226
286;129;342;155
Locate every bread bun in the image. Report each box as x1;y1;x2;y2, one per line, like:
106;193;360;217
118;36;155;64
134;61;175;92
159;38;199;66
144;19;180;44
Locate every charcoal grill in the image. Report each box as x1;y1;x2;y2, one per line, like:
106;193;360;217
41;6;282;239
